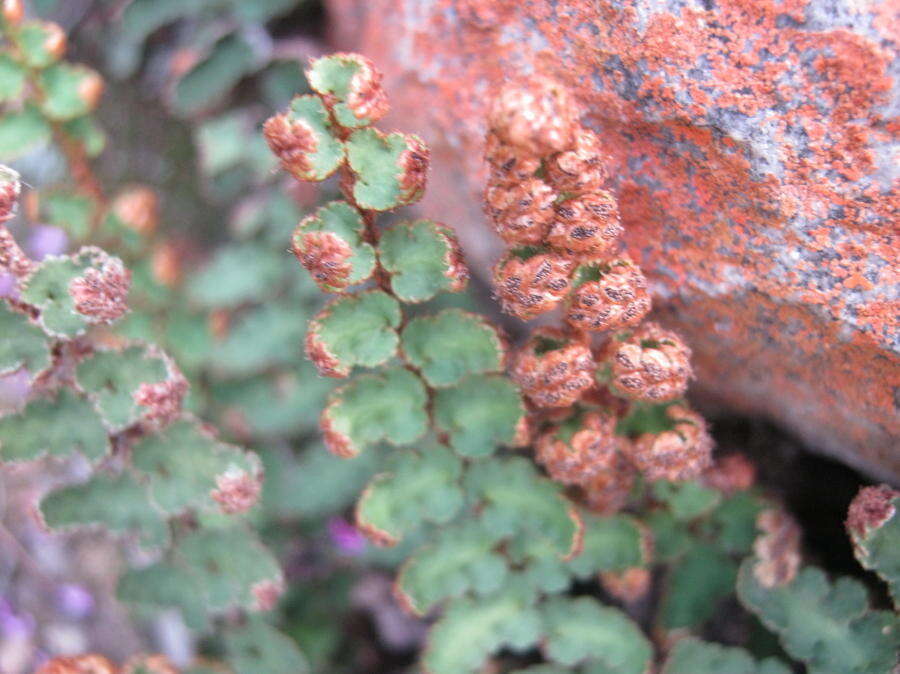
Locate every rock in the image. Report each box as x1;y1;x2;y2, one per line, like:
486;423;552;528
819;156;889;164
327;0;899;481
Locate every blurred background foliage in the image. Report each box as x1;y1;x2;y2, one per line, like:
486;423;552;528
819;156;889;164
0;1;441;671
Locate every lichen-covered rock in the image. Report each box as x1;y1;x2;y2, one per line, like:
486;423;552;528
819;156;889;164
328;0;900;480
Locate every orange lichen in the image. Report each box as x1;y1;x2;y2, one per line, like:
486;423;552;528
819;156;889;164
329;0;900;477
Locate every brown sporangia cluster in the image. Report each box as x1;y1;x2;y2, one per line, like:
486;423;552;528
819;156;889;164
112;185;160;237
35;654;179;674
68;251;131;324
485;76;712;511
0;168;34;278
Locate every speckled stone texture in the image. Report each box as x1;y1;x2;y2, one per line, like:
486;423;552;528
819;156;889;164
327;0;899;480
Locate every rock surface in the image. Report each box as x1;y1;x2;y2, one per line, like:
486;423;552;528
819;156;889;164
327;0;899;480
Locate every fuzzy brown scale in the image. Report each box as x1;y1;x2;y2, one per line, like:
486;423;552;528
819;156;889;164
581;452;636;514
397;136;430;204
263;113;319;181
567;257;651;331
438;226;470;291
627;404;713;481
292;230;354;292
210;467;262;515
846;484;898;539
536;410;619;485
68;257;131;324
484;132;541;181
344;54;390;123
484;177;557;245
609;322;693;402
493;252;574;320
545;128;609;193
753;509;802;589
487;75;578;157
133;374;188;428
547;191;623;255
511;328;595;407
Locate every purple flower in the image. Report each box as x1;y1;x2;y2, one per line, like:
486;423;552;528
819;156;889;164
56;583;95;619
0;600;35;639
0;272;15;298
328;517;366;556
26;225;67;259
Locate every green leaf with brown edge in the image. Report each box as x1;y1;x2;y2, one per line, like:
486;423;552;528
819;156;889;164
846;485;900;608
320;366;428;458
131;418;262;515
0;389;109;463
345;127;427;211
75;344;171;432
661;638;790;674
355;441;464;546
394;520;508;616
401;310;504;387
39;472;170;549
378;219;468;303
290;200;376;292
20;248;124;337
567;513;649;579
433;374;526;457
266;94;345;181
465;456;582;560
306;53;386;129
17;20;64;68
224;617;310;674
736;561;900;674
39;63;102;121
0;301;51;379
307;290;401;378
0;52;26;102
422;579;542;674
659;543;737;630
0;104;51;160
541;596;653;674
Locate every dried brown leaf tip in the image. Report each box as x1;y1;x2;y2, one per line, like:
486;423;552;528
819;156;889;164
112;185;159;236
600;567;651;604
120;655;179;674
484;132;541;182
488;74;578;157
292;229;353;292
493;249;574;320
0;165;20;223
702;453;756;495
263;112;318;181
536;409;618;485
608;322;692;402
69;253;131;324
846;484;898;540
396;134;430;205
547;191;623;255
78;70;104;111
437;224;470;292
511;328;595;408
210;467;262;515
251;577;285;612
753;508;802;588
34;654;119;674
566;257;651;332
627;404;712;482
546;129;609;193
305;308;346;378
485;177;557;246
